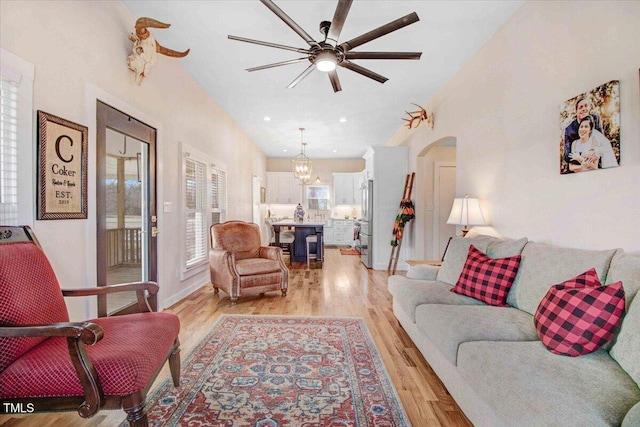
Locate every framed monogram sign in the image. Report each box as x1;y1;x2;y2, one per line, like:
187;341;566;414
36;110;88;219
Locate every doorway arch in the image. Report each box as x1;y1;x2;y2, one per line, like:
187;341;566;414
414;136;457;260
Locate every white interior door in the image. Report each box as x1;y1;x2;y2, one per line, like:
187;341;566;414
433;162;456;259
252;175;262;241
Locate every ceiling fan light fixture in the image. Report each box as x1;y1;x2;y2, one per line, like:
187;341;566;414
228;1;421;92
315;51;337;72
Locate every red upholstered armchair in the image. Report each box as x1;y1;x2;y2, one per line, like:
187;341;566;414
209;220;289;304
0;226;180;426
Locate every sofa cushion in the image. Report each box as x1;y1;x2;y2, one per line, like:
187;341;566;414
486;237;528;259
415;304;538;365
534;268;625;357
506;242;617;315
606;250;640;307
611;291;640;388
405;264;439;281
436;236;494;285
387;276;483;322
458;341;640;427
623;401;640;427
451;245;521;306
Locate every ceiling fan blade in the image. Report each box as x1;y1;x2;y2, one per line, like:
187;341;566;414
339;60;388;84
326;0;353;46
228;35;310;54
339;12;419;51
345;51;422;60
260;0;320;48
286;63;316;89
328;70;342;92
246;57;310;72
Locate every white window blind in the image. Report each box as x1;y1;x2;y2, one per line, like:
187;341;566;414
184;156;208;268
211;167;226;225
0;76;18;225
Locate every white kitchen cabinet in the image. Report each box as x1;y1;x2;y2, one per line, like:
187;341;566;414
323;222;335;243
333;172;363;206
266;172;302;204
324;219;356;245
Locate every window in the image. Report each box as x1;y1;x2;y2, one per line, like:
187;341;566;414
1;49;34;226
184;156;207;269
0;77;18;224
306;185;330;210
182;145;227;277
211;167;226;226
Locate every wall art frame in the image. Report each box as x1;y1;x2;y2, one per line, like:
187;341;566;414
559;80;620;175
36;110;88;219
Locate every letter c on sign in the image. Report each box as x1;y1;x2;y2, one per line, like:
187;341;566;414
55;135;74;163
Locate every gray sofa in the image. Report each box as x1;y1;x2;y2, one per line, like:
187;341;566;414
388;235;640;427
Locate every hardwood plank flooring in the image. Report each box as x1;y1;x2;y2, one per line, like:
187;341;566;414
0;248;472;427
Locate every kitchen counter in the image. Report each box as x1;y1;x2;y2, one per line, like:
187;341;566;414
271;220;324;267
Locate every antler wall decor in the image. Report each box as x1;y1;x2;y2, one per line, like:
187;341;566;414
128;17;190;85
402;103;434;130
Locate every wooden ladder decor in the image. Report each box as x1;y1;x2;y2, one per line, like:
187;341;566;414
387;172;416;274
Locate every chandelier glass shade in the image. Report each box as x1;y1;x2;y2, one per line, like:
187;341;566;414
291;128;314;184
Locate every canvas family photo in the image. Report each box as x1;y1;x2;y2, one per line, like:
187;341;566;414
560;80;620;174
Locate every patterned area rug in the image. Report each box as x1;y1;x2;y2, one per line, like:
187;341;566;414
340;248;361;255
126;315;410;426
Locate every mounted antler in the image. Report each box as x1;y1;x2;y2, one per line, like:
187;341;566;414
402;103;433;130
128;17;190;85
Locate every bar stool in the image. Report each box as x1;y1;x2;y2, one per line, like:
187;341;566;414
265;219;295;265
306;234;318;268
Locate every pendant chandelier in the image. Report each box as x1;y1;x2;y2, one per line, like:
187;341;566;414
291;128;314;184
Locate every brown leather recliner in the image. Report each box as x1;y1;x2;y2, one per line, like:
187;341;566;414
209;221;288;304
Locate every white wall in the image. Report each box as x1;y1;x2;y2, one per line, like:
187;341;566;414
1;1;267;319
389;1;640;253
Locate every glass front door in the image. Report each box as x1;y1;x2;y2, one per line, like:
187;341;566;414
97;102;157;316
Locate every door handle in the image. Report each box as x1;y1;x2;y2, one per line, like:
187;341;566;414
152;227;160;237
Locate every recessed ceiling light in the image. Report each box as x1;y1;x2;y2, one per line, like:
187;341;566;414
264;116;271;121
339;118;347;123
333;150;338;153
283;149;288;152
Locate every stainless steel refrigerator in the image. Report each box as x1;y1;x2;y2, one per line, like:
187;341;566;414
359;179;373;268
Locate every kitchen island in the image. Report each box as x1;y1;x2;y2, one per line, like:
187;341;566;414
271;220;324;267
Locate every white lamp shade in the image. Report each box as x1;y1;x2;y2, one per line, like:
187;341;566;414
446;197;486;226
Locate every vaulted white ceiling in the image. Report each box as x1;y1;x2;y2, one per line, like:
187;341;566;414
122;1;523;159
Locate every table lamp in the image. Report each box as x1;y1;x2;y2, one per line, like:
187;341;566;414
446;194;487;237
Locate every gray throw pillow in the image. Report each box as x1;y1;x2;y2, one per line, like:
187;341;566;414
605;250;640;307
487;237;528;259
610;294;640;388
436;236;493;285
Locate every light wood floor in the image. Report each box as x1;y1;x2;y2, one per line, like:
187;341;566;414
0;248;472;427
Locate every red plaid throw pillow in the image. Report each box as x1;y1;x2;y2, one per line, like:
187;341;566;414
450;245;521;306
534;268;625;357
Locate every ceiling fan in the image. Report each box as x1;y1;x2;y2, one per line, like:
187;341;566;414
228;0;422;92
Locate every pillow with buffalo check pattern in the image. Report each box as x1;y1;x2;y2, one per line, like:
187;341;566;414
534;268;625;357
450;245;521;306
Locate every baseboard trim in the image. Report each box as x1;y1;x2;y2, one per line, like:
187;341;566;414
162;279;209;309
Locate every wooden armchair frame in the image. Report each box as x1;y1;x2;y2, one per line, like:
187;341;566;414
0;226;180;426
